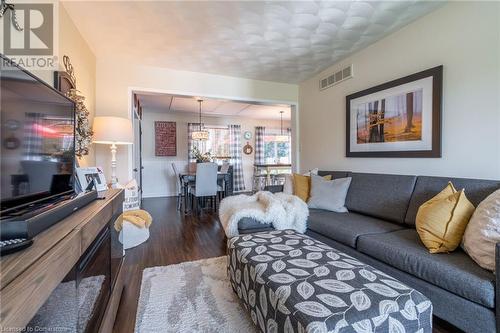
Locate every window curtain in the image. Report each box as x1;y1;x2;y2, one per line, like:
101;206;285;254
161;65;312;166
229;124;245;192
254;126;265;165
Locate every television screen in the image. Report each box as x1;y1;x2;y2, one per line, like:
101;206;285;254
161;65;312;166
0;56;75;213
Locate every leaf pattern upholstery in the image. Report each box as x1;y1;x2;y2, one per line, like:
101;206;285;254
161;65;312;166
227;230;432;333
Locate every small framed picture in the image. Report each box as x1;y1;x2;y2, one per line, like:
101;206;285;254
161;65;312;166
76;167;108;192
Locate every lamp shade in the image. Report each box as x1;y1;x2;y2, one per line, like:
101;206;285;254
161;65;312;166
192;130;209;141
93;116;133;145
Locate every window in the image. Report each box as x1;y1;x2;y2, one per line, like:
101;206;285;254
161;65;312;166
264;131;291;164
193;126;231;159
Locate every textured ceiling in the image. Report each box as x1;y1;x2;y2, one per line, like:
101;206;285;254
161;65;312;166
63;1;443;83
137;93;291;120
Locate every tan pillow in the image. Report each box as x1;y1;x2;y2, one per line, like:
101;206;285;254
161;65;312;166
462;189;500;271
293;174;331;202
416;182;475;253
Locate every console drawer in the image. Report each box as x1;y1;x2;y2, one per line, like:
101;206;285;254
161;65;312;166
80;203;112;253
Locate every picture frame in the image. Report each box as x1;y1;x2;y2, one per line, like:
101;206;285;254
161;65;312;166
75;167;108;192
155;121;177;156
346;66;442;158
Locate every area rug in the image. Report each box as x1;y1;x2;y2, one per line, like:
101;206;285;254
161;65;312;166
135;256;257;333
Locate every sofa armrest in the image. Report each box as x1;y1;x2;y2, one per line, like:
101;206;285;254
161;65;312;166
264;185;284;193
495;242;500;332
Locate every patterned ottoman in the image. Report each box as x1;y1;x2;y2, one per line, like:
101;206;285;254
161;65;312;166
227;230;432;333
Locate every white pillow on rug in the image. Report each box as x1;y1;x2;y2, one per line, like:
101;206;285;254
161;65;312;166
308;175;352;212
462;189;500;271
282;169;319;195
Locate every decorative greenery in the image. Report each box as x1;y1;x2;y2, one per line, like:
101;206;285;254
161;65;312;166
66;89;93;157
191;146;213;162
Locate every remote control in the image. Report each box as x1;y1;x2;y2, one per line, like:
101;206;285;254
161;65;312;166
0;238;33;256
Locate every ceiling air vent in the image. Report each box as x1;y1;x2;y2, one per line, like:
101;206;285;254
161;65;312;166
319;64;353;91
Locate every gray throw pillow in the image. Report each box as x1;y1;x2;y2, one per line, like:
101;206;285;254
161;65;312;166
308;175;352;212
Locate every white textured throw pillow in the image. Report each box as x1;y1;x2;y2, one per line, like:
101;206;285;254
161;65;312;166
463;189;500;271
308;175;352;212
283;174;294;195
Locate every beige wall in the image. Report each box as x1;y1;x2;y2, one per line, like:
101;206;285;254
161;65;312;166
95;60;298;185
299;2;500;179
141;110;291;197
59;4;96;167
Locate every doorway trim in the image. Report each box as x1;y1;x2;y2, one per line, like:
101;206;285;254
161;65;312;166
127;87;300;182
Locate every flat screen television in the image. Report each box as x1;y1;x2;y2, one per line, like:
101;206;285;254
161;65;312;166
0;54;76;215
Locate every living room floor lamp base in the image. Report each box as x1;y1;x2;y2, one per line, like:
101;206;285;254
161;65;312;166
93;116;134;187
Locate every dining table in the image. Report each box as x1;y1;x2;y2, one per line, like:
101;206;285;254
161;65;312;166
179;172;231;213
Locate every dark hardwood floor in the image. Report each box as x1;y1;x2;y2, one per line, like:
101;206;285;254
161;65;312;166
113;197;461;333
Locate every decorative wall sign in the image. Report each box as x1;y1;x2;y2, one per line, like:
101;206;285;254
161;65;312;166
346;66;442;157
155;121;176;156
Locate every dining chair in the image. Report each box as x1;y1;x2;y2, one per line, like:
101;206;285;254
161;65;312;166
171;162;182;210
189;162;218;214
217;162;230;200
220;162;230;174
188;162;197;173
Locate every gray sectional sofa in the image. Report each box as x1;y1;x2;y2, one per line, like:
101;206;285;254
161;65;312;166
238;171;500;333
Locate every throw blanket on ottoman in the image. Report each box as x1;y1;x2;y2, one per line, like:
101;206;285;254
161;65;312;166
227;230;432;333
219;191;308;237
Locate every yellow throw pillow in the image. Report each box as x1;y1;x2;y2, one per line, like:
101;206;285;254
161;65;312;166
293;174;332;202
416;182;475;253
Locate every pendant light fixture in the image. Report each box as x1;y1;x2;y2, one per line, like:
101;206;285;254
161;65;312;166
192;99;209;141
275;110;289;142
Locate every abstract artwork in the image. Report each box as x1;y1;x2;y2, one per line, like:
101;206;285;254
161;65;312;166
346;66;442;157
155;121;176;156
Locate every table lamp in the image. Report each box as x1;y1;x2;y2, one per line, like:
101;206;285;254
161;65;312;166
93;116;133;187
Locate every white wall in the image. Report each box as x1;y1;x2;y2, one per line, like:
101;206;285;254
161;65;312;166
95;60;298;185
299;2;500;179
141;110;290;197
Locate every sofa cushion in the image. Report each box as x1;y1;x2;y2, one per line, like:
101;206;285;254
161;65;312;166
307;209;404;248
345;173;417;224
357;229;495;308
405;176;500;226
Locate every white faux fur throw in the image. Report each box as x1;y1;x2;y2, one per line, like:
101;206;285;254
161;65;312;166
219;191;309;237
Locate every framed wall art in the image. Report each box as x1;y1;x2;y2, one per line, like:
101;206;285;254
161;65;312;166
346;66;442;157
155;121;177;156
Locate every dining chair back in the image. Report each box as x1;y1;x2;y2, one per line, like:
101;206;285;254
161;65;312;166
220;162;230;174
171;162;182;210
195;162;218;197
188;162;197;173
171;162;180;189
